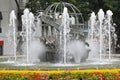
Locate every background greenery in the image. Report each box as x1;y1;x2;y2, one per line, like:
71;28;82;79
26;0;120;45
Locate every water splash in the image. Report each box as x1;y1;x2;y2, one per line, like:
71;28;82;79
22;8;31;63
90;12;96;41
67;40;90;63
88;9;115;62
98;9;105;61
21;8;45;63
9;10;17;61
61;7;70;64
106;10;113;60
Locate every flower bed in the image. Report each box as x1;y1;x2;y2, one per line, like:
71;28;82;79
0;69;120;80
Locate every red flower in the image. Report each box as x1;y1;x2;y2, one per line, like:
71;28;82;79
65;75;72;79
118;76;120;80
100;76;105;80
29;75;33;79
94;72;102;75
113;73;118;76
21;74;26;77
34;73;41;78
118;74;120;77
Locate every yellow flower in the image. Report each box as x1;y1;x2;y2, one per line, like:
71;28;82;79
0;69;119;74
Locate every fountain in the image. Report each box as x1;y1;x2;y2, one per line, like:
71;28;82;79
0;2;119;69
106;10;113;60
90;12;96;42
21;8;30;63
98;9;105;61
9;10;17;61
0;10;18;64
87;12;99;59
61;7;70;64
88;9;118;64
1;10;17;64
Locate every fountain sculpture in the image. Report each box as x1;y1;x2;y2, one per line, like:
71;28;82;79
0;2;118;68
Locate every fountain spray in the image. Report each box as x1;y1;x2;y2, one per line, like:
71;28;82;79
90;12;96;41
36;16;42;37
106;10;113;61
29;12;34;45
9;10;17;61
22;9;30;63
98;9;104;62
62;7;70;64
